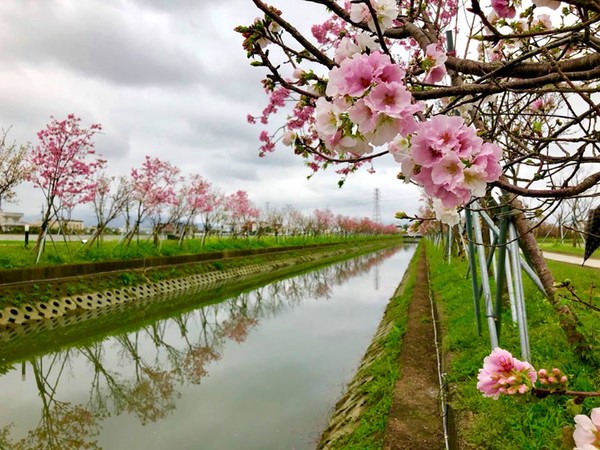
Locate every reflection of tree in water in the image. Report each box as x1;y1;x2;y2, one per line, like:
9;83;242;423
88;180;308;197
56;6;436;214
2;246;403;448
1;355;102;450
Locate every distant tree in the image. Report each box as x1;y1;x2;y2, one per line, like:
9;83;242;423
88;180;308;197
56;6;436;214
177;175;213;246
27;115;105;259
86;174;132;248
308;208;335;236
123;156;180;247
198;189;225;245
259;206;285;240
224;190;260;238
0;130;29;211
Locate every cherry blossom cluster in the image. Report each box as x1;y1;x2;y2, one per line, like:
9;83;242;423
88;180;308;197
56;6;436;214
349;0;399;32
477;348;538;399
537;367;569;391
239;4;503;223
391;115;502;210
491;0;561;19
314;51;422;155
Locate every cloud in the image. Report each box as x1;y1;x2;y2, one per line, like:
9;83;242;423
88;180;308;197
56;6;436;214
0;0;423;225
0;1;204;86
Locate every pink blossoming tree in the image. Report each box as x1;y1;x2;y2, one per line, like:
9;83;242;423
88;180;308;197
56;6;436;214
27;115;106;258
237;0;600;300
124;156;181;247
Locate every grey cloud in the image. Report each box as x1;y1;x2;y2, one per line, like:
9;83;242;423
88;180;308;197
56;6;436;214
0;1;204;86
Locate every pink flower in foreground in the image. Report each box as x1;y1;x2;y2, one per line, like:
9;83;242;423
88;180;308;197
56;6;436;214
423;44;447;84
477;348;537;399
364;82;413;118
573;408;600;449
491;0;516;18
410;115;464;167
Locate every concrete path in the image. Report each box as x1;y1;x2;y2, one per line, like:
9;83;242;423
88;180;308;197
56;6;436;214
543;251;600;269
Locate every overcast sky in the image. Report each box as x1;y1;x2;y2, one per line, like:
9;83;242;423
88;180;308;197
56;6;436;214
1;0;421;225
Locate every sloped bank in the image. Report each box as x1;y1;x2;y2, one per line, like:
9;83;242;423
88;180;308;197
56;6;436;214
0;239;403;327
317;244;447;450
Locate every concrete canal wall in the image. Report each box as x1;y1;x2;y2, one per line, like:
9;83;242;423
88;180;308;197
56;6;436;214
0;239;401;329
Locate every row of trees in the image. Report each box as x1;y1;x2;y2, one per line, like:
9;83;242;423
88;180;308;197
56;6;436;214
0;115;397;257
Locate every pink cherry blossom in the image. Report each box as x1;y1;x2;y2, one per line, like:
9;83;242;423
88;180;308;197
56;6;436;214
314;97;342;138
388;135;414;180
350;0;398;32
573;408;600;449
364;82;414;119
473;142;503;181
431;152;464;188
477;348;537;399
490;0;516;18
349;99;377;135
423;44;448;84
432;199;460;226
410;115;464;167
341;55;378;97
463;165;488;197
334;36;360;63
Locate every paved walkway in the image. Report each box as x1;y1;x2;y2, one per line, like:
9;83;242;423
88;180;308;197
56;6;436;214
542;251;600;269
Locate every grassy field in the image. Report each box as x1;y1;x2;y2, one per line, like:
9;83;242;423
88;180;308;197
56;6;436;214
427;241;600;449
0;234;399;270
537;238;590;258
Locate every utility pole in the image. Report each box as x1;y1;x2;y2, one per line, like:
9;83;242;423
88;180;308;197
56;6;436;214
373;188;381;223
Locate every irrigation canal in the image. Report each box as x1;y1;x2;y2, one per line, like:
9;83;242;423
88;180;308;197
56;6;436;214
0;244;415;449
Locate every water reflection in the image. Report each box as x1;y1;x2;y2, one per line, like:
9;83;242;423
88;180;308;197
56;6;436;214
0;246;411;449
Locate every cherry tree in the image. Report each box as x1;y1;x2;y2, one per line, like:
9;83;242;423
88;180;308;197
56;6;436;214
27;115;105;256
86;174;132;248
0;130;29;211
308;208;335;236
124;156;181;247
198;188;226;245
259;205;285;240
177;175;213;246
224;190;260;237
237;0;600;297
281;205;307;236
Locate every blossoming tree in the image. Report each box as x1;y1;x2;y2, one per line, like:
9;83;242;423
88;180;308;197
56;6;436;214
237;0;600;299
27;115;106;257
124;156;181;247
0;130;29;211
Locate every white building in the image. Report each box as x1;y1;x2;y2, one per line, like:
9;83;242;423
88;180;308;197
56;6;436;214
0;211;24;231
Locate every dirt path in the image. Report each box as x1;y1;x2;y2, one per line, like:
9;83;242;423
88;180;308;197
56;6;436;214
543;251;600;268
383;247;445;450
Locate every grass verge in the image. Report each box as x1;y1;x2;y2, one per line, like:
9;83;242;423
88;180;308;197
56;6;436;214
427;240;600;449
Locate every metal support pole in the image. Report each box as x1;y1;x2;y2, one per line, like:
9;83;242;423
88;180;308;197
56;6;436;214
493;213;509;339
464;208;482;336
480;208;545;296
472;207;499;348
505;257;517;322
509;222;531;362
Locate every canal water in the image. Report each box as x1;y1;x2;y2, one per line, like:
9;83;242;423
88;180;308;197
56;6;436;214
0;245;415;450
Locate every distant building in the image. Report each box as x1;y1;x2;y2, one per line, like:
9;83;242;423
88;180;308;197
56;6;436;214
32;218;85;233
0;211;25;231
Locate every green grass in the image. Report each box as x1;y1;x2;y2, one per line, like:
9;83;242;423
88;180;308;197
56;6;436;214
0;234;400;269
427;240;600;450
537;238;588;258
